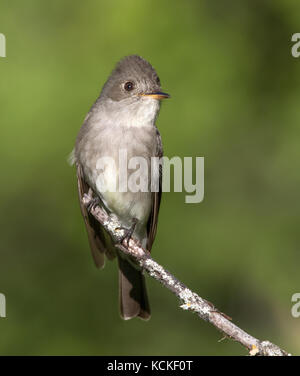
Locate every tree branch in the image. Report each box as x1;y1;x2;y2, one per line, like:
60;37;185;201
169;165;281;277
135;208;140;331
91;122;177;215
82;194;290;356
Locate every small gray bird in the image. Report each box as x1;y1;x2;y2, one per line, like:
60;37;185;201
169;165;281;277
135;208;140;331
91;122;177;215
71;55;169;320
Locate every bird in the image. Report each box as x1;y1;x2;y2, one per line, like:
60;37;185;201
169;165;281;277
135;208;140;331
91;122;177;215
71;55;170;320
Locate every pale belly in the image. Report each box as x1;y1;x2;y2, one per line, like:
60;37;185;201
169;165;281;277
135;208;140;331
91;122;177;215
77;123;158;235
101;190;152;225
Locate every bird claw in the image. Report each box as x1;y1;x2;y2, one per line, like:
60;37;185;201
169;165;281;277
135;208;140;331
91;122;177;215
87;196;100;212
117;218;138;246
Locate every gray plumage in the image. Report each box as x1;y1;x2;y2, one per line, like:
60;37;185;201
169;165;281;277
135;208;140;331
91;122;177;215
72;55;168;320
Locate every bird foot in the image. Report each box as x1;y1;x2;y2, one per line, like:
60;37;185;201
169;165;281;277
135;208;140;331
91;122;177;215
117;218;138;246
87;196;101;212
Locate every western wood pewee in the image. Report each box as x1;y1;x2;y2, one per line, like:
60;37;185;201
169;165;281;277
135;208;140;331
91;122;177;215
72;55;169;320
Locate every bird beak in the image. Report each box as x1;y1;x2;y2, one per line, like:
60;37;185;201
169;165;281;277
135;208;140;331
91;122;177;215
141;91;170;100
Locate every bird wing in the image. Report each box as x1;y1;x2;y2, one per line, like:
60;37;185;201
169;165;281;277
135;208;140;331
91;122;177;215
76;162;110;268
146;129;163;251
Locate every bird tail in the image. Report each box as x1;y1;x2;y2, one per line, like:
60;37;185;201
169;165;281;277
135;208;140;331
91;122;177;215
118;256;151;320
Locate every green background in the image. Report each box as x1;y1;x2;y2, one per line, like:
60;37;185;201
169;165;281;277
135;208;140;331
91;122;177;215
1;0;300;355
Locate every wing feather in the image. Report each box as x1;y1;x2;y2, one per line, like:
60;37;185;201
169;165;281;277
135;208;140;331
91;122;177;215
146;129;163;251
76;163;107;268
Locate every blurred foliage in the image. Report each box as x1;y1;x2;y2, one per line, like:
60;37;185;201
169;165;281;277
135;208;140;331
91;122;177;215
0;0;300;355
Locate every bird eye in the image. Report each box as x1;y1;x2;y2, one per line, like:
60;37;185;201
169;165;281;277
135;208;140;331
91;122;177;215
156;76;160;85
124;81;134;91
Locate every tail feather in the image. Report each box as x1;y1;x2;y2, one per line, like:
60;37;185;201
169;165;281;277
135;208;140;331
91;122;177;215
118;256;151;320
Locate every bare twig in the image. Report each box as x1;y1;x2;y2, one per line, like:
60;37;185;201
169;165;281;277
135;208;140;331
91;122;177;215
82;194;290;356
